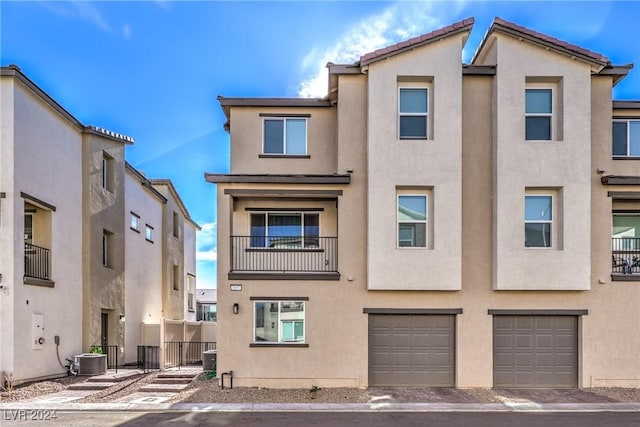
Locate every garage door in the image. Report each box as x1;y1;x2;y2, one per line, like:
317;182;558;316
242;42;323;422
493;315;578;388
368;314;455;387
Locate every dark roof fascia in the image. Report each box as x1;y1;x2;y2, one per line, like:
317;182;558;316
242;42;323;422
462;65;496;75
125;162;168;204
149;179;201;230
205;173;351;185
2;66;135;144
613;100;640;110
601;175;640;185
327;63;362;75
472;17;609;67
217;96;331;121
598;64;633;86
360;18;474;67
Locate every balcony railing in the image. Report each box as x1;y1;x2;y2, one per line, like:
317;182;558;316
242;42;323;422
612;237;640;274
231;236;338;273
24;242;50;280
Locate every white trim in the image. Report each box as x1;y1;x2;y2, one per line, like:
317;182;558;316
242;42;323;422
524;193;554;249
398;87;429;140
253;300;306;344
613;119;640;158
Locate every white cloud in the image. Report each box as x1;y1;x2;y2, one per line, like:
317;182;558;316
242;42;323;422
298;1;464;98
38;0;111;33
196;221;217;262
197;249;218;262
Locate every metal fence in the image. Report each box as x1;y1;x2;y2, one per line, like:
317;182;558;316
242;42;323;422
24;243;50;280
612;237;640;274
231;236;338;272
137;345;160;373
164;341;216;368
92;345;118;372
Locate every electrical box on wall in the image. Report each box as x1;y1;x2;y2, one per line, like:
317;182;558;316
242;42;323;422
32;313;44;349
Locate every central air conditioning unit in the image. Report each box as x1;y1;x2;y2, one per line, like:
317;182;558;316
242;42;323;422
203;350;217;372
74;354;107;376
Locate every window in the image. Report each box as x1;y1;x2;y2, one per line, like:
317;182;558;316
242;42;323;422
397;195;427;248
24;212;33;243
130;212;140;232
525;195;552;247
250;212;319;248
102;230;113;267
613;120;640;157
187;274;195;312
173;211;180;238
198;303;217;321
399;88;428;139
525;88;552;140
253;301;305;343
102;152;114;192
263;118;306;155
172;265;180;291
145;224;154;242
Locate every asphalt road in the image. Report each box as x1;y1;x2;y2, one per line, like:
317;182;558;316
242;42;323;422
3;410;639;427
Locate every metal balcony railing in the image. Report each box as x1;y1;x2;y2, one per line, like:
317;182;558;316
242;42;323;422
231;236;338;273
612;237;640;274
24;242;50;280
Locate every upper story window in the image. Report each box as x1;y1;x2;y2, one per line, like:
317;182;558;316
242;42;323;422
130;212;140;232
173;211;180;238
525;194;553;248
250;212;319;248
525;88;553;141
397;195;427;248
102;151;114;192
145;224;154;242
399;88;429;139
102;229;113;267
263;118;307;155
613;120;640;158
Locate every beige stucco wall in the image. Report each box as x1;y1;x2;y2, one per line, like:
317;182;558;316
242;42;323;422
151;184;186;320
229;107;337;175
0;75;84;383
123;170;164;364
82;133;126;353
184;223;197;321
366;34;464;291
485;35;593;290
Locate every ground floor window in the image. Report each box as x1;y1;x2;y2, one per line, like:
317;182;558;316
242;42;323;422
253;300;305;343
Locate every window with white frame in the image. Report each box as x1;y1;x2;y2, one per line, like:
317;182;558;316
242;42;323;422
399;88;428;139
397;195;427;248
145;224;154;242
250;212;319;248
524;195;553;247
613;119;640;158
130;212;140;232
263;118;307;155
525;88;553;140
253;300;305;343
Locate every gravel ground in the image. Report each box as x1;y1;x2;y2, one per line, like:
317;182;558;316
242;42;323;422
3;372;640;404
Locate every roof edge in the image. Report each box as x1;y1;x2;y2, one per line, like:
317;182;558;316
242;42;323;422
148;179;201;230
125;162;168;204
205;173;351;185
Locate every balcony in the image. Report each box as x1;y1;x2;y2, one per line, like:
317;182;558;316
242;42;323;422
611;237;640;280
24;242;54;287
229;236;339;280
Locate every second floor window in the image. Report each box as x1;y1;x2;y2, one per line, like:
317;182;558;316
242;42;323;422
130;212;140;232
613;120;640;158
263;118;306;155
397;195;427;248
525;195;553;248
399;88;428;139
525;88;553;141
102;152;114;192
145;224;154;242
250;212;319;248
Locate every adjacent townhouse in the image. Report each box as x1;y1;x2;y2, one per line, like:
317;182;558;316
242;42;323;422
207;18;640;389
0;65;200;383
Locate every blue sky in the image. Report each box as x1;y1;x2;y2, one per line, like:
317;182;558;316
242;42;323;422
2;1;639;289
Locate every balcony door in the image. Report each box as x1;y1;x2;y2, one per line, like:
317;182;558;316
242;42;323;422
612;213;640;273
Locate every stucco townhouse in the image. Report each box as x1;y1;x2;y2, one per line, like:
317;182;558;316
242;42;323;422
0;65;199;385
207;17;640;389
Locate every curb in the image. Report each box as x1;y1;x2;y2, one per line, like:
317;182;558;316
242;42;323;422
1;401;639;413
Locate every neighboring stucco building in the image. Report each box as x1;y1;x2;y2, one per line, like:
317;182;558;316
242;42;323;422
0;65;199;382
207;18;640;388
